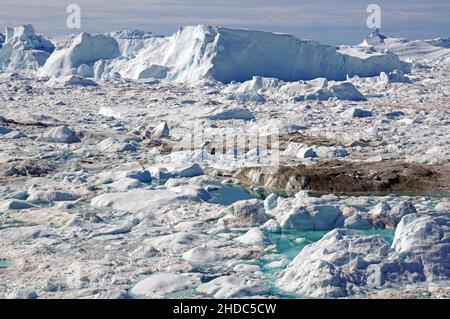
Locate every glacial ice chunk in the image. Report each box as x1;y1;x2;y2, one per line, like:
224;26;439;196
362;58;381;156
130;273;202;298
38;125;81;144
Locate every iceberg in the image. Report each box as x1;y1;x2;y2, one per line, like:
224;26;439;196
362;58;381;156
0;25;54;71
426;38;450;49
109;25;410;83
362;29;450;61
39;32;120;77
224;76;366;102
41;25;410;83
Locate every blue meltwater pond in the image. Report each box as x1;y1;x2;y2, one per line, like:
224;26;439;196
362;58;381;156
267;228;396;263
0;260;10;268
259;228;396;298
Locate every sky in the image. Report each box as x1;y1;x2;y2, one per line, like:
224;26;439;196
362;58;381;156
0;0;449;45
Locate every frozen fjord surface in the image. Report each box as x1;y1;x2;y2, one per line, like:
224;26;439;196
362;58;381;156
0;25;449;299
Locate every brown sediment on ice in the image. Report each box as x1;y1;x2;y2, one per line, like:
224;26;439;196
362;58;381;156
233;161;450;194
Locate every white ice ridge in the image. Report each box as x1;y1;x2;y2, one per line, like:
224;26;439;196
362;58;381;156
39;24;411;83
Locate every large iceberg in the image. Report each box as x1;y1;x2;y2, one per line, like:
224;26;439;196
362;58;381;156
39;32;120;77
0;25;54;71
40;25;410;83
107;25;410;83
